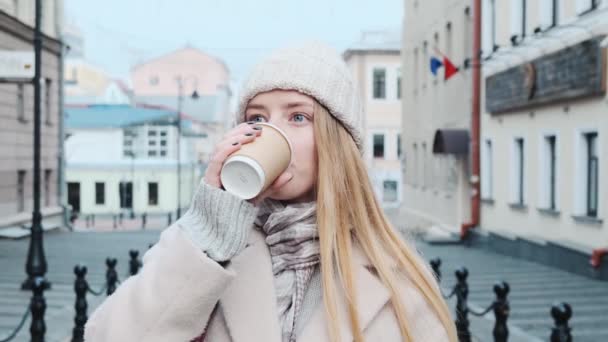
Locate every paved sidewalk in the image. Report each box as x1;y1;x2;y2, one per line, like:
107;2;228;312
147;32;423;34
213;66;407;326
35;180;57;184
414;240;608;342
2;219;607;341
0;228;161;341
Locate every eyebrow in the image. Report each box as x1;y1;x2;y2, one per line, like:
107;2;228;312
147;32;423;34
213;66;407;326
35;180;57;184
245;101;313;111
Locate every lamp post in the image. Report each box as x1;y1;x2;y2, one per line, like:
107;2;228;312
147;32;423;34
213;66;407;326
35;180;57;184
22;0;50;291
175;75;199;219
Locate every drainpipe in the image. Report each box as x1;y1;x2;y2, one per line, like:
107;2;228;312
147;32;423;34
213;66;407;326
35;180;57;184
461;0;481;239
590;248;607;269
56;1;72;231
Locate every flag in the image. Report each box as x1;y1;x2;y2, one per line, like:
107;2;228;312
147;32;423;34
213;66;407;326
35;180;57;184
430;56;443;76
443;56;458;80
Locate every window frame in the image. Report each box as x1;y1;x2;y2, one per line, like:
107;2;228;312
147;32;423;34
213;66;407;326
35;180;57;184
373;133;385;158
95;182;105;205
372;68;387;100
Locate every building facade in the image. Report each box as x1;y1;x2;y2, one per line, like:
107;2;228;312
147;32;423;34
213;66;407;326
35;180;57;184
480;1;608;255
65;105;200;217
401;0;474;234
344;31;403;207
0;6;64;236
131;47;232;164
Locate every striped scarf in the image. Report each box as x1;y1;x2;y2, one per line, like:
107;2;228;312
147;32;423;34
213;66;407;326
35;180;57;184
255;199;319;342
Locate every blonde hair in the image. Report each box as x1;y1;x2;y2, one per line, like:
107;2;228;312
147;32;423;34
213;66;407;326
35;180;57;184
313;102;457;341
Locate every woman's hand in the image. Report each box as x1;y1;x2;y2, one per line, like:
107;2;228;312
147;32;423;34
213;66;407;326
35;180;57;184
203;122;293;205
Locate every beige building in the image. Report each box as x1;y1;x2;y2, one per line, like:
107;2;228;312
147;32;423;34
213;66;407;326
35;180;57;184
401;0;474;234
131;47;232;165
480;0;608;269
402;0;608;278
344;31;403;207
0;3;65;236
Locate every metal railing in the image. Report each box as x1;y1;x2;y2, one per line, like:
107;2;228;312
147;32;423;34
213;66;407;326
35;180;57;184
430;258;573;342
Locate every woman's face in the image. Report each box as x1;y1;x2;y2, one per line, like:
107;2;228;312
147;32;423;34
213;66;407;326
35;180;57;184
244;90;317;203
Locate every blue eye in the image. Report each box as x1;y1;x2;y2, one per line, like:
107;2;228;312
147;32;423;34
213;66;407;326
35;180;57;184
249;115;266;123
293;114;306;122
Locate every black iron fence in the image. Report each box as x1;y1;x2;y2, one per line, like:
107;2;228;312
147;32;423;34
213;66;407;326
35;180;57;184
1;247;576;341
430;258;574;342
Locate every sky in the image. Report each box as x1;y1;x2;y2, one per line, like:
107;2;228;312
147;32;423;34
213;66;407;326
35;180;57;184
64;0;403;82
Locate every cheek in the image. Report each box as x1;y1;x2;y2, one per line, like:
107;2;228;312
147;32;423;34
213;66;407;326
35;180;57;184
291;132;316;172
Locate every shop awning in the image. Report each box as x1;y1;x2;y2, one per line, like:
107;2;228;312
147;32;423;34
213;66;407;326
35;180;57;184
432;129;469;155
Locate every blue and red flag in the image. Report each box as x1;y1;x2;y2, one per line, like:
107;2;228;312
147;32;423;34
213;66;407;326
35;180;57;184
429;48;459;81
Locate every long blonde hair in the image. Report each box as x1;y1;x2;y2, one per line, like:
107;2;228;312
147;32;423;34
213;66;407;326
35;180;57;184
313;102;457;341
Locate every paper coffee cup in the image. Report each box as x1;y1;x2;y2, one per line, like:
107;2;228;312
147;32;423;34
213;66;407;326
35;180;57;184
220;123;293;199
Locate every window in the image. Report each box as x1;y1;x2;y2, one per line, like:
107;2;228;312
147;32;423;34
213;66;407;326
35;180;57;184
44;79;52;125
44;169;51;206
445;22;453;57
148;130;157;137
148;150;157;157
413;143;418;186
148;182;159;206
160;140;167;146
482;0;496;56
585;133;598;217
422;41;428;87
576;0;599;15
149;76;159;86
372;68;386;99
95;182;105;205
397;134;402;158
383;180;398;202
540;0;559;28
413;48;419;92
396;68;402;99
149;140;156;146
160;131;167;137
422;143;427;187
119;182;133;209
541;135;557;210
373;134;385;158
433;33;440;82
17;170;26;212
160;150;167;157
512;138;525;205
17;84;25;122
510;0;525;38
481;139;493;199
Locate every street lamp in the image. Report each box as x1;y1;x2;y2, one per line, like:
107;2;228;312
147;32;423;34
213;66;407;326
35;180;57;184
175;75;199;219
22;0;50;291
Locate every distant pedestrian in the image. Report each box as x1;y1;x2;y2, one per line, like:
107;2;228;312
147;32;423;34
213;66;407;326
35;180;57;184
84;41;456;342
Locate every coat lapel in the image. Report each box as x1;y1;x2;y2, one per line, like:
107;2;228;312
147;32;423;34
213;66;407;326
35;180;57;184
219;229;282;342
298;246;391;342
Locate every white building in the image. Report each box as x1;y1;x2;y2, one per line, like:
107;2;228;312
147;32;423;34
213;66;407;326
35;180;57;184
344;31;403;207
401;0;474;234
479;0;608;275
65;105;202;217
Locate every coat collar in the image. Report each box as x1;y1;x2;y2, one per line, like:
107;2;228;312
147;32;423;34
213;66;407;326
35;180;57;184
297;244;391;342
219;230;391;342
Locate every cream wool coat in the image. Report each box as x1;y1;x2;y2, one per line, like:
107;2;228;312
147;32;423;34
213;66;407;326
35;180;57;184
84;223;450;342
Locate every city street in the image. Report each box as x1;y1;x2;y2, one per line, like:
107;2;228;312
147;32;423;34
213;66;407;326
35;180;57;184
2;214;608;341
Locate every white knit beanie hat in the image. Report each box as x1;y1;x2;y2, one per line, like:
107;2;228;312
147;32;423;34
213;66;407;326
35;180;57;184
236;41;364;151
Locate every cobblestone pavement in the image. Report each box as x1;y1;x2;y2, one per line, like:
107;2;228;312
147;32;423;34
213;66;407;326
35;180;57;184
1;214;607;341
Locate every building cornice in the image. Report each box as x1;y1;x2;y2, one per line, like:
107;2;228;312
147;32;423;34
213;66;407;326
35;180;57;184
0;10;62;55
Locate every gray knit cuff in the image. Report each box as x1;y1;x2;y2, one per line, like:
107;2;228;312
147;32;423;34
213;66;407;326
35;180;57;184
176;181;259;262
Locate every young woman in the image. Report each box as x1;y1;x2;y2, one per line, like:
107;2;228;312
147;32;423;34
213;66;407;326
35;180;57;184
85;41;457;342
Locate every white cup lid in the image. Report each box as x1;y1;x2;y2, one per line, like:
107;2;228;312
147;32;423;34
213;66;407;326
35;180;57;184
220;155;266;200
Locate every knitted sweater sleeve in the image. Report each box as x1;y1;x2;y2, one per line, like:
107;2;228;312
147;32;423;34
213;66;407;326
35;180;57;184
176;180;260;262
